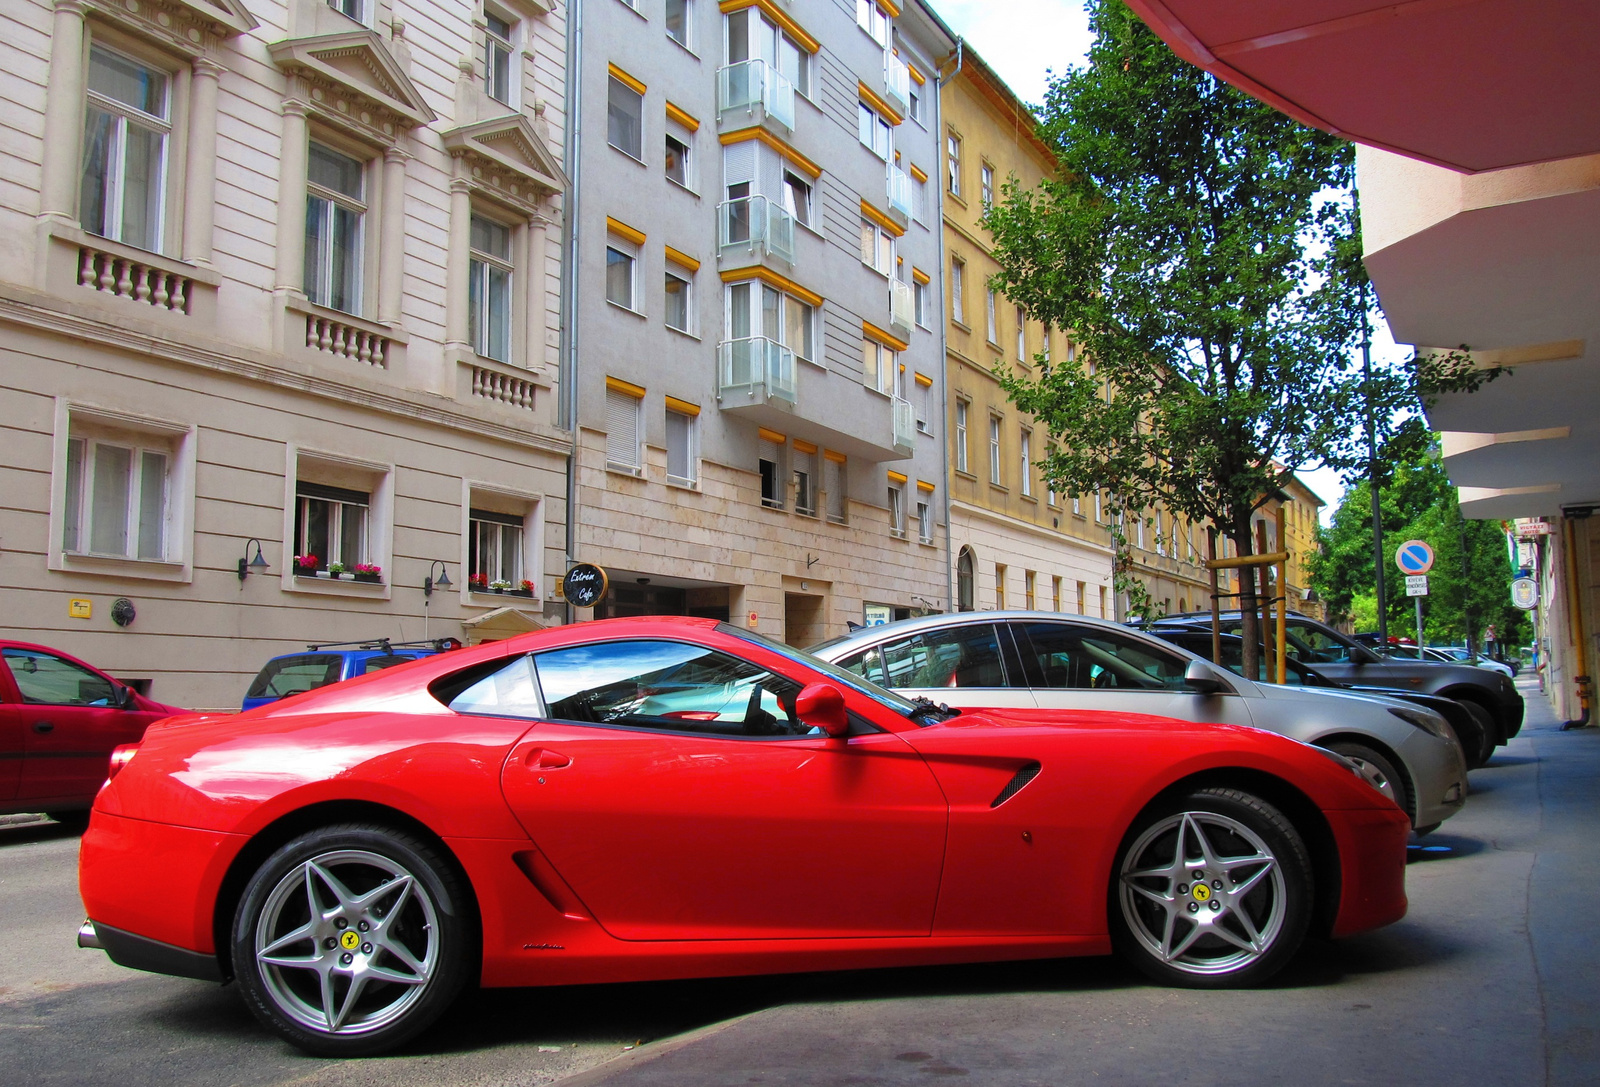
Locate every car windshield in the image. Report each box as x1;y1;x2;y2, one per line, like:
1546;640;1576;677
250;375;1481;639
719;624;922;716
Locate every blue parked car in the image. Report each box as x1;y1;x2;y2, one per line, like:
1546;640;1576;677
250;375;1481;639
241;638;462;711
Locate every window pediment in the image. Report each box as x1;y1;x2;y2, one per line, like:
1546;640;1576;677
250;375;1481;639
442;115;567;210
270;31;436;133
85;0;258;55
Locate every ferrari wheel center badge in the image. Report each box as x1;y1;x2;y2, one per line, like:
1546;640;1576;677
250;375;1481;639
1191;883;1212;902
340;929;361;950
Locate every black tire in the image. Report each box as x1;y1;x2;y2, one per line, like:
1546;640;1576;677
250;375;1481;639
231;823;475;1057
1325;742;1411;825
46;810;90;831
1456;700;1498;769
1109;787;1313;988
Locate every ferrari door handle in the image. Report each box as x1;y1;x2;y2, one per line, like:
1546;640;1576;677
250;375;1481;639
33;721;54;734
526;748;572;770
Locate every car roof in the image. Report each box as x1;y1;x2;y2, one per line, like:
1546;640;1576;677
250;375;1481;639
812;610;1195;654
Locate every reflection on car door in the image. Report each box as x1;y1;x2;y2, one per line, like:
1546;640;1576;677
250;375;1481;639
1;648;145;804
485;639;949;942
1011;622;1250;725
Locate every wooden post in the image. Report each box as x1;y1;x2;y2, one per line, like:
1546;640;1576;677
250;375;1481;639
1275;505;1288;684
1207;528;1221;665
1256;520;1275;684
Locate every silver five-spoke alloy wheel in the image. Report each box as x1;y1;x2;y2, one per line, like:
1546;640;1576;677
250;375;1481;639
254;848;440;1035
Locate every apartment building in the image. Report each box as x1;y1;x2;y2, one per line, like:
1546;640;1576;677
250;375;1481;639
566;0;953;645
938;44;1116;618
1;0;570;709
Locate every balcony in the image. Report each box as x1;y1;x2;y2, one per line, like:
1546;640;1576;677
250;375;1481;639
718;59;795;132
892;395;915;454
719;336;797;410
884;52;910;116
719;195;796;265
889;279;915;337
887;166;914;224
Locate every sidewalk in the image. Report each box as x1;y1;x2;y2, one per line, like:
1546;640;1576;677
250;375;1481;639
556;676;1600;1087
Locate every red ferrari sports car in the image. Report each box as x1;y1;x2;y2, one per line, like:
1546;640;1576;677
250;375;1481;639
79;617;1409;1056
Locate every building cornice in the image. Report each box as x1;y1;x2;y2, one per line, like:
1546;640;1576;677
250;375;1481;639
950;499;1116;555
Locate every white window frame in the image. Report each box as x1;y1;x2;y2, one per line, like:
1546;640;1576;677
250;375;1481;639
862;338;897;396
950;257;965;324
484;8;518;107
1019;428;1033;497
986;288;997;343
955;399;969;473
304;141;368;316
462;482;546;600
665;405;699;487
912;171;929;225
913;278;929;328
1016;306;1027;360
887;481;906;538
856;0;891;47
81;43;172;254
469;211;514;362
284;446;394;596
724;281;814;363
946;131;962;197
908;80;922;126
916;494;933;543
664;263;694;334
859;217;893;277
793;446;818;516
606;234;640;312
981;162;994;208
605;385;644;471
988;414;1002;485
665;0;693;50
665;127;693;190
608;73;644;162
858;101;892;160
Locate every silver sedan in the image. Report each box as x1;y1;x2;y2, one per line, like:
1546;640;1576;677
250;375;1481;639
810;611;1467;831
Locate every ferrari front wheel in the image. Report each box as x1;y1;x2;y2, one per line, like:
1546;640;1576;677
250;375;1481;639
231;824;474;1056
1110;787;1312;988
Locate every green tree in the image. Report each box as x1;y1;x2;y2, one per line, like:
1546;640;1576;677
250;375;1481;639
1309;449;1528;648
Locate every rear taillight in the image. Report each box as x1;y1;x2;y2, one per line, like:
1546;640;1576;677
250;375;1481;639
107;744;140;779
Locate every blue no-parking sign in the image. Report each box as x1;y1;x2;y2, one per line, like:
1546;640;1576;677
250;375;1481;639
1395;539;1435;575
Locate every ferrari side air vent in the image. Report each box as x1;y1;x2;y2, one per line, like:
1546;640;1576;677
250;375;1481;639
991;761;1041;808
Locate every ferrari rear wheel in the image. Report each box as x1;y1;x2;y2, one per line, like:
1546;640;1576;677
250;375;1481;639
232;824;473;1057
1110;788;1312;988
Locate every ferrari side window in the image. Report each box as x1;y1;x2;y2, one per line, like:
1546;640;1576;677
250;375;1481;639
532;640;808;738
1;648;115;705
447;653;543;718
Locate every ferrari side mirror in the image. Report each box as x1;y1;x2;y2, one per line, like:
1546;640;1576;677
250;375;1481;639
796;682;850;738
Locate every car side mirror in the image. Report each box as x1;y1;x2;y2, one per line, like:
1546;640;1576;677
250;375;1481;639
1184;659;1226;694
113;683;136;709
796;682;850;738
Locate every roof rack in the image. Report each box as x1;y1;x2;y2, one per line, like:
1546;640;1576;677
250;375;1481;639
303;637;463;653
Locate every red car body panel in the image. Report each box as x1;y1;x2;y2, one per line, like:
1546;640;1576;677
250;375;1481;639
79;616;1409;990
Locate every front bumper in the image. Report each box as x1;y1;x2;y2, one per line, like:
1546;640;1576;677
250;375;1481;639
1327;805;1411;937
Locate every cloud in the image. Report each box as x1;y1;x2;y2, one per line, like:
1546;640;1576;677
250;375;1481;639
934;0;1093;107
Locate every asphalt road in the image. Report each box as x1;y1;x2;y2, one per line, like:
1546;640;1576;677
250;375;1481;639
3;679;1595;1086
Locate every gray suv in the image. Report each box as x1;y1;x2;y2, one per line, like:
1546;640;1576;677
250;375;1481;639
1145;612;1523;750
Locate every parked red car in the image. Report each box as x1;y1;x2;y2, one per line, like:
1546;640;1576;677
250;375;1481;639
0;640;184;824
78;617;1410;1057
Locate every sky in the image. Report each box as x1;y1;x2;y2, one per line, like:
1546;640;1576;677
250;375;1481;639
931;0;1396;523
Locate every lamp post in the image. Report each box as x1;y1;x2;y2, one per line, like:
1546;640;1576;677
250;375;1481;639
237;538;270;582
423;561;452;638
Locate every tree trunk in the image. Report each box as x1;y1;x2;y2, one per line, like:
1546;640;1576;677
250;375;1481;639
1232;525;1262;680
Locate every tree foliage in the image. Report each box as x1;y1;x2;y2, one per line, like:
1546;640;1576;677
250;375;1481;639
1309;448;1529;648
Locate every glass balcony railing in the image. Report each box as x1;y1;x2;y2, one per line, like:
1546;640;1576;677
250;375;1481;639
889;279;915;332
888;166;914;220
717;59;795;131
884;53;911;114
892;395;915;450
719;195;796;264
719;336;797;405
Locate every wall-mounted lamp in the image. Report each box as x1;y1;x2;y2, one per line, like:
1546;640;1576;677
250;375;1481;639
424;560;452;598
238;538;269;582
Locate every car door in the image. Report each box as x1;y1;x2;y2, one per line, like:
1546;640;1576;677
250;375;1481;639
0;662;22;802
832;622;1038;709
1010;621;1252;725
1;647;145;804
477;637;949;942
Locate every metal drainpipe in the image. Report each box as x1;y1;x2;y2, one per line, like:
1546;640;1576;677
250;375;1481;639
1561;513;1592;729
935;38;961;612
559;0;584;625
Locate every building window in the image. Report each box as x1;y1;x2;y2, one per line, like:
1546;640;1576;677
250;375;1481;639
329;0;365;21
861;338;897;396
917;495;933;543
1053;576;1063;612
608;72;643;160
664;266;692;332
1016;305;1027;359
857;0;890;45
783;171;812;228
665;0;691;48
605;238;637;310
995;564;1007;609
1098;584;1107;618
759;435;784;509
946;132;962;196
304;142;365;315
1025;570;1036;610
63;436;169;560
666;405;698;485
665;132;690;187
957;547;975;611
786;297;815;362
294;481;369;571
470;508;523;585
955;399;969;473
80;45;170;253
912;171;929;224
469;214;512;361
887;481;905;537
858;101;892;160
913;278;929;327
725;280;813;363
824;453;846;523
1019;429;1032;497
1095;489;1103;522
981;163;994;208
986;288;997;343
988;415;1002;485
1077;581;1086;614
859;217;893;276
485;11;515;105
605;384;642;470
793;445;817;515
908;80;922;125
950;257;965;324
1042;325;1052;365
726;7;812;97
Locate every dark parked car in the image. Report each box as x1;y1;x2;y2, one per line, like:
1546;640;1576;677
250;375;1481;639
0;640;184;824
1145;612;1523;750
241;638;461;711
